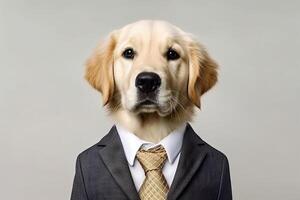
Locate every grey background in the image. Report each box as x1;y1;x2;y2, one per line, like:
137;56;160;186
1;0;299;199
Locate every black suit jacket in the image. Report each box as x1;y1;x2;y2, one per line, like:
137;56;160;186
71;123;232;200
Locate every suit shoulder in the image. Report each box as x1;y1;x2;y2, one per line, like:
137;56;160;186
186;124;229;164
75;143;100;164
203;142;229;164
76;126;116;161
78;143;99;156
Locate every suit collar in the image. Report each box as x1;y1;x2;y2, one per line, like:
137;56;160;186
97;126;140;200
167;123;207;200
113;124;142;166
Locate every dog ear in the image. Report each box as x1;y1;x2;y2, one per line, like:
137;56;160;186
85;32;117;106
187;41;218;109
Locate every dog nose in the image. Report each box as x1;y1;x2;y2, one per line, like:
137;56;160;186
135;72;161;93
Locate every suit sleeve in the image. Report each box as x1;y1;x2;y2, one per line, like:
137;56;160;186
71;155;89;200
217;156;233;200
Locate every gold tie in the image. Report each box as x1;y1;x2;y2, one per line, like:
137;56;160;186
136;145;169;200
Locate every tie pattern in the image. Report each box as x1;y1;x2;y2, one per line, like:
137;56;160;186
136;145;169;200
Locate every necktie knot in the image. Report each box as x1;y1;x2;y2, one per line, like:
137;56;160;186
136;145;167;173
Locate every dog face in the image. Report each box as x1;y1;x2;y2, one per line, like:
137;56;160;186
85;20;218;118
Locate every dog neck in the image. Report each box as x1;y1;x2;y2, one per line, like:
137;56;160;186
110;107;194;143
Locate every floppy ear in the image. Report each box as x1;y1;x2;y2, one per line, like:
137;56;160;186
85;32;117;106
188;41;218;108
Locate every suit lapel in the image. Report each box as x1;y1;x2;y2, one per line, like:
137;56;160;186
98;126;140;200
167;123;208;200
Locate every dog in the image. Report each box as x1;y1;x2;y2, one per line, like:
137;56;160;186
71;20;232;200
85;20;217;143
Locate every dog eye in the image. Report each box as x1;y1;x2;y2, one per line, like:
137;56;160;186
166;48;180;61
122;48;135;59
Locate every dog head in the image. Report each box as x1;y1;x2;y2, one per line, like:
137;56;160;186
85;20;218;118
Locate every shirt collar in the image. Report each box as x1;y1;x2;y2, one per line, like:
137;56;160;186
116;122;187;166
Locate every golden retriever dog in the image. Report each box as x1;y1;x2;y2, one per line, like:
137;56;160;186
85;20;218;143
71;20;233;200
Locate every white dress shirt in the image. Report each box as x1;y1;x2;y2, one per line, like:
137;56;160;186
116;122;187;191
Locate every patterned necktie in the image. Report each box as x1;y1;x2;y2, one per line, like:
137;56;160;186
136;145;169;200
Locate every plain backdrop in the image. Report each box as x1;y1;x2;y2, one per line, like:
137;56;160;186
1;0;299;199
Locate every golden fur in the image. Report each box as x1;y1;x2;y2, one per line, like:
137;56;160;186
85;20;218;143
